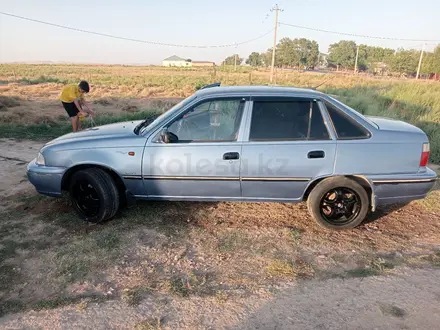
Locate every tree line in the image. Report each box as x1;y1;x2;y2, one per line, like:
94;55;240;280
222;38;440;76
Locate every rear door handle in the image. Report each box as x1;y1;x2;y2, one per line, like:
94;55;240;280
223;152;240;160
308;150;325;159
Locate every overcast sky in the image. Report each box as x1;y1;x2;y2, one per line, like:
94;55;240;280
0;0;439;65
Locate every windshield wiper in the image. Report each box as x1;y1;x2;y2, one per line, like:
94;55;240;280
134;114;160;135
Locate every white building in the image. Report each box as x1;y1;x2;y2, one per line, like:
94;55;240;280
162;55;192;67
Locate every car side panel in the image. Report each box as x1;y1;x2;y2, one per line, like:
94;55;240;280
240;141;336;199
142;143;242;197
51;146;145;195
334;140;422;175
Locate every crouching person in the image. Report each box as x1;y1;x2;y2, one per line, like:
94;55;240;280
60;80;95;132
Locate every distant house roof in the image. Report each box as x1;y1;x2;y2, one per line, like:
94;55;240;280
163;55;187;61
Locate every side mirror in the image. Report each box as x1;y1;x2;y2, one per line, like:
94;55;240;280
159;128;178;143
160;128;171;143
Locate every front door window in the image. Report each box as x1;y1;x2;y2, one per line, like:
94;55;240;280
167;99;245;142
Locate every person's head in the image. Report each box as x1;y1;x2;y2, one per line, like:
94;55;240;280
78;80;90;94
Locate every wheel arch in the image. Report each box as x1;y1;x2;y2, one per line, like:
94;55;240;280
302;175;376;211
61;163;127;201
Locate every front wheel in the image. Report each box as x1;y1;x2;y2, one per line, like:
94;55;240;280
307;177;369;230
69;168;120;223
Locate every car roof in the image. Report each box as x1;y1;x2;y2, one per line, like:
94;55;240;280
194;85;326;98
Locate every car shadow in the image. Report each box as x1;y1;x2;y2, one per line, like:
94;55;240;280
362;203;410;225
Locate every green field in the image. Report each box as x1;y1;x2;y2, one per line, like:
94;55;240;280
0;64;439;162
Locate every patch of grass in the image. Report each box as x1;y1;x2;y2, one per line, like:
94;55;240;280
18;75;67;85
168;271;216;297
0;95;20;109
95;231;121;250
0;300;25;317
420;251;440;267
39;211;83;230
17;194;48;204
379;303;407;318
134;318;163;330
54;229;123;283
32;296;83;311
416;191;440;212
0;210;27;223
0;295;111;317
217;231;251;253
0;264;19;291
0;239;21;261
31;294;109;311
0;222;26;238
345;267;380;278
266;260;296;277
215;290;229;303
168;277;190;297
266;257;315;279
344;255;398;279
122;286;151;306
288;228;302;242
370;257;396;272
0;239;50;261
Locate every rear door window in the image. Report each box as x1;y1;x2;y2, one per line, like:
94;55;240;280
249;99;330;141
324;101;370;139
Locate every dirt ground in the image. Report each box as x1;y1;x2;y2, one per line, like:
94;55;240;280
0;139;440;329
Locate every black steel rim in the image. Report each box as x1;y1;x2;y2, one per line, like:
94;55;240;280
319;187;361;226
72;180;100;218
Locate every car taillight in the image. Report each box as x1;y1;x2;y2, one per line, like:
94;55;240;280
420;143;430;167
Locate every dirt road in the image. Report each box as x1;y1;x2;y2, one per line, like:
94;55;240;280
1;139;440;329
1;268;440;329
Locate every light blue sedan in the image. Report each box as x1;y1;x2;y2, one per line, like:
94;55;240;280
27;85;437;229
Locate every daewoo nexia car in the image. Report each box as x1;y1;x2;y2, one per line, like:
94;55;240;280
27;84;437;230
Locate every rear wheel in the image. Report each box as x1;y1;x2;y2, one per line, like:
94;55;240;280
307;177;369;230
69;168;119;223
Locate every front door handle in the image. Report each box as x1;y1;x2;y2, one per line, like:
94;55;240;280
308;150;325;159
223;152;240;160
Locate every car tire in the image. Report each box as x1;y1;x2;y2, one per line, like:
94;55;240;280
69;168;120;223
307;177;369;230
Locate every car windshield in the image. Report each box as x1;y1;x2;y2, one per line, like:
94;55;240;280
327;96;379;129
136;95;197;135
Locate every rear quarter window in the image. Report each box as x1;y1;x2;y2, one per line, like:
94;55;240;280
324;101;370;139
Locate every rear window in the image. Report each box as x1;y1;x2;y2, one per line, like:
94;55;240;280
327;96;379;129
249;100;330;141
324;101;370;139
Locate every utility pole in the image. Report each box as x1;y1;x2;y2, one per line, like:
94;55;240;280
416;43;425;80
269;4;282;84
354;45;360;73
234;53;237;71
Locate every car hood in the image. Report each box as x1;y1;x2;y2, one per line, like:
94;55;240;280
46;120;143;145
366;116;425;135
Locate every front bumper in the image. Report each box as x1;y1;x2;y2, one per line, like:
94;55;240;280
27;159;66;197
369;167;438;206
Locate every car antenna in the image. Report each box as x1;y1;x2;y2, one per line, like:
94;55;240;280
310;75;335;90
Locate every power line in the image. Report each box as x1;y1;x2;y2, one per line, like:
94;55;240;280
0;11;273;48
279;22;440;42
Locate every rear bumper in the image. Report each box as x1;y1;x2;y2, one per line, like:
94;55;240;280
27;159;66;197
369;168;438;206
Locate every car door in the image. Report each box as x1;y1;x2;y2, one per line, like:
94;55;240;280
240;96;336;201
142;97;248;199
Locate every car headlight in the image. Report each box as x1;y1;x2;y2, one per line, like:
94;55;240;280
36;152;45;166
